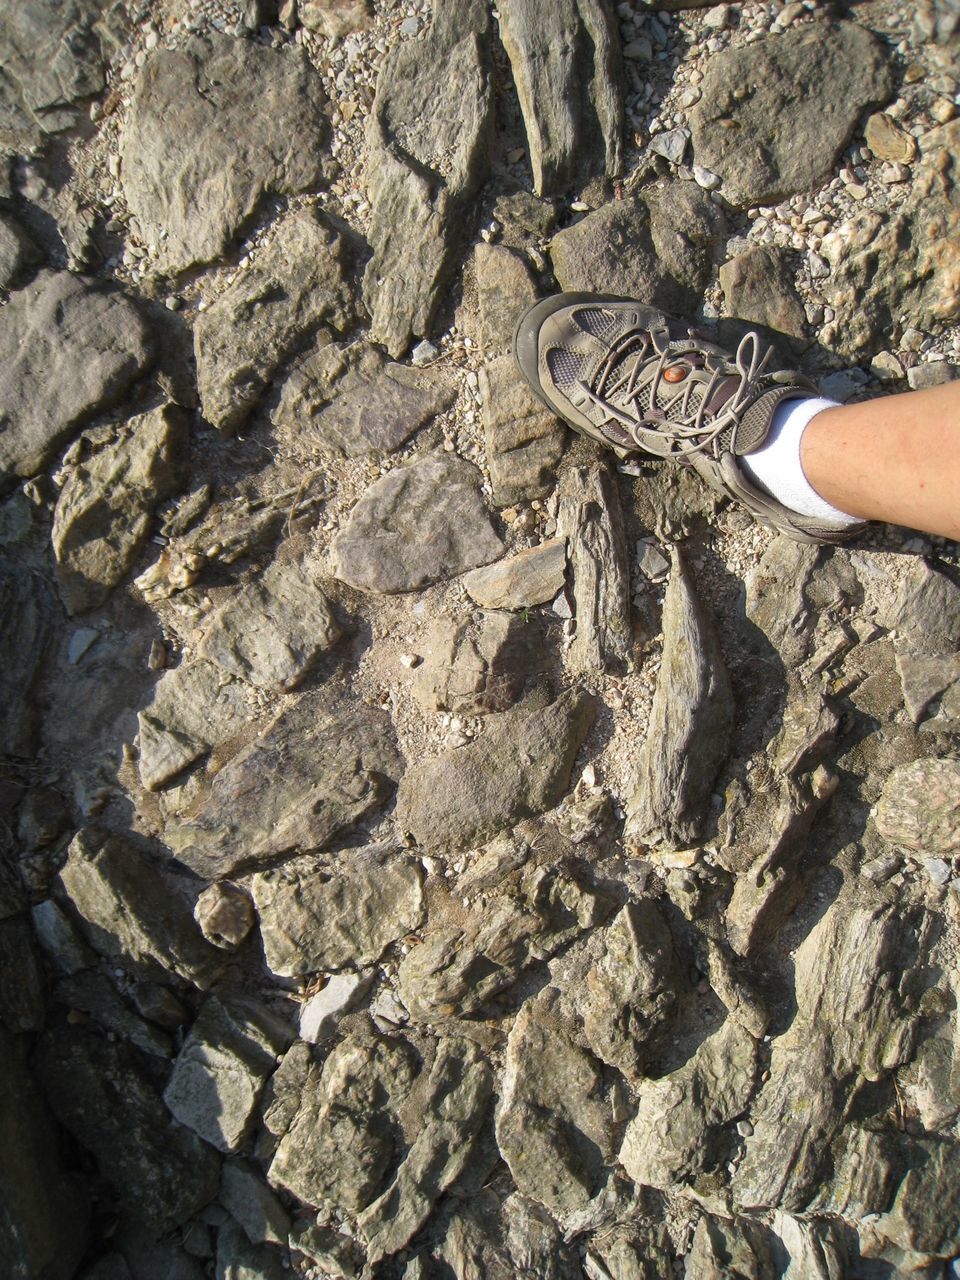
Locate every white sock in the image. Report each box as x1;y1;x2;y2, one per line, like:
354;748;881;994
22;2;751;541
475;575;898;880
740;397;862;525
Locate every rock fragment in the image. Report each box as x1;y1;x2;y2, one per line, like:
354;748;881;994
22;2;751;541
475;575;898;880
474;243;539;352
194;883;255;951
719;246;807;345
874;758;960;854
462;538;567;610
864;111;917;163
221;1161;291;1247
299;972;373;1043
412;613;533;715
481;356;566;507
215;1219;286;1280
896;652;960;724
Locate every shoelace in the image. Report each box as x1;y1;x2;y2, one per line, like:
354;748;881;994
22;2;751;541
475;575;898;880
577;328;774;458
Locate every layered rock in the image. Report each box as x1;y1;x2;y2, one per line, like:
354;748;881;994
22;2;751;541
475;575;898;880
481;356;566;507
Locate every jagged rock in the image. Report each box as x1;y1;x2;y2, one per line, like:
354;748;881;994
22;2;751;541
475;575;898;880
719;246;807;345
258;1042;318;1160
395;687;596;850
55;829;221;989
215;1219;287;1280
874;556;960;657
358;1038;493;1262
194;883;254;951
412;613;533;715
137;659;253;793
897;652;960;723
0;558;56;756
250;843;424;978
0;212;42;289
685;1215;766;1279
496;0;623;197
165;689;402;879
822;122;960;358
874;758;960;853
275;342;456;456
690;22;893;208
462;538;567;610
493;188;559;250
474;243;539;352
496;995;614;1216
299;971;373;1043
481;356;566;507
331;453;503;593
743;538;822;668
195;208;356;432
199;557;341;690
268;1034;417;1211
587;1220;678;1280
164;996;290;1153
549;182;724;312
51;404;188;614
580;900;677;1081
430;1189;582;1279
0;916;45;1032
853;1135;960;1262
288;1222;363;1278
36;1022;221;1233
0;1027;89;1280
0;271;154;490
626;546;732;848
558;463;632;675
768;1214;848;1280
122;34;330;274
363;0;494;356
53;970;172;1057
619;1018;759;1191
31;899;96;975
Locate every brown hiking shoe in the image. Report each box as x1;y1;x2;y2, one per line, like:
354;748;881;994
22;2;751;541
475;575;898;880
513;292;866;544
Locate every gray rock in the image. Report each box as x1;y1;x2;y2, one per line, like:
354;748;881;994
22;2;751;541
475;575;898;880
31;899;96;975
0;558;56;756
685;1216;765;1280
0;271;154;490
164;996;290;1153
0;1027;89;1280
53;970;173;1057
474;243;539;353
250;843;424;978
395;686;596;851
719;246;807;346
0;212;42;289
822;122;960;358
358;1038;493;1262
194;883;255;951
0;915;45;1032
199;557;341;690
625;546;733;848
195;208;357;432
331;453;503;594
288;1223;363;1278
215;1219;287;1280
111;1216;208;1280
558;463;632;675
165;689;401;879
299;971;373;1043
874;758;960;853
481;356;566;507
55;829;222;989
587;1220;679;1280
649;126;689;165
299;0;373;38
549;181;724;312
690;22;893;208
497;0;623;197
896;652;960;723
876;556;960;657
363;0;494;356
907;360;956;390
257;1042;318;1161
268;1034;417;1211
36;1023;221;1234
51;405;188;614
413;612;533;715
462;538;567;610
122;35;330;275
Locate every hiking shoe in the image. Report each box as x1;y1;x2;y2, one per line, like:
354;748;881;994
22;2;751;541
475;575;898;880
513;292;866;544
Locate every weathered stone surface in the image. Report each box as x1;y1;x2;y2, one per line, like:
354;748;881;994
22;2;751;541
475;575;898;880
865;111;917;163
358;1038;493;1262
719;246;807;345
331;454;503;594
164;997;290;1153
165;689;402;879
474;243;539;352
299;0;373;38
874;555;960;658
53;970;172;1057
481;356;566;507
874;758;960;853
690;22;893;207
587;1220;678;1280
122;35;330;274
685;1216;765;1280
462;538;567;610
896;652;960;724
626;546;733;848
299;970;372;1043
558;463;632;675
52;405;188;614
36;1023;221;1233
221;1161;290;1247
823;119;960;357
195;209;356;432
250;843;424;978
268;1034;417;1211
199;557;340;690
549;182;724;312
138;659;253;793
0;271;154;490
497;0;623;197
363;0;494;356
194;883;254;951
395;687;596;851
215;1220;287;1280
0;212;42;289
412;613;533;715
56;829;221;989
0;558;56;756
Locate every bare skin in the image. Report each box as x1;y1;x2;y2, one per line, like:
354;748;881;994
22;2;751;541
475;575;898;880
801;382;960;541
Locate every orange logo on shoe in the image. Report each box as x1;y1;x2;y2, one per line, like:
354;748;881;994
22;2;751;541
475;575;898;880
663;365;688;383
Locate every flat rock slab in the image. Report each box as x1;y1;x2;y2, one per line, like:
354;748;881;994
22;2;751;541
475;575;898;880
0;270;154;491
331;453;503;593
0;557;56;756
412;613;533;715
462;538;567;610
474;243;539;353
690;21;893;208
497;0;623;197
122;34;330;274
194;208;357;433
52;404;188;615
395;686;596;851
164;689;402;879
199;556;341;690
250;843;425;978
481;356;566;507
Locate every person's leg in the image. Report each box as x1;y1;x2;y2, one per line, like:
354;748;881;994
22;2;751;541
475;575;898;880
800;382;960;541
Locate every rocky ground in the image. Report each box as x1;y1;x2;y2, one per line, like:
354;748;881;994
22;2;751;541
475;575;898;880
2;0;960;1277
